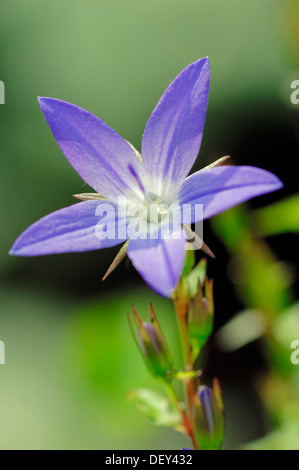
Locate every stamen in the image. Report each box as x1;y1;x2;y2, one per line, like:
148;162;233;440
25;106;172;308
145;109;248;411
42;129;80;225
157;205;169;215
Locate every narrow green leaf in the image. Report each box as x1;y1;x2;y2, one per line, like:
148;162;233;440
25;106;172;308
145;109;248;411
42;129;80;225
216;309;267;352
129;388;181;427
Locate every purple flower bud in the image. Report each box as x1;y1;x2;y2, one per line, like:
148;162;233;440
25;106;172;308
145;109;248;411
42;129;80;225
138;323;162;356
188;277;214;361
195;379;225;450
198;386;214;434
129;305;174;380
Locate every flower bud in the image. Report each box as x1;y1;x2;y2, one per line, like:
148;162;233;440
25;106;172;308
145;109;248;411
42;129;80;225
188;277;214;361
128;304;174;381
195;379;225;450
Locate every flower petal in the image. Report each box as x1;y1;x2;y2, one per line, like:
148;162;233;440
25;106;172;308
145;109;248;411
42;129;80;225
127;227;186;297
38;97;144;201
9;200;128;256
141;58;210;198
179;166;283;223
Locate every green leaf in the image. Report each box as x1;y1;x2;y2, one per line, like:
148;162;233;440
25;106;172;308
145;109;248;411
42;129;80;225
181;250;196;277
269;303;299;372
244;426;299;451
216;309;268;352
272;303;299;349
186;258;207;298
129;388;181;427
212;207;292;315
254;195;299;236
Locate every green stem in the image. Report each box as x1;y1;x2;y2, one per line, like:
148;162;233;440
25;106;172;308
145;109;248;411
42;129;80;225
172;284;198;450
163;381;199;451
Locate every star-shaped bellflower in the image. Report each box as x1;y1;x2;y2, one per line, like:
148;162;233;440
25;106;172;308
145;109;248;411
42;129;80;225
10;58;282;297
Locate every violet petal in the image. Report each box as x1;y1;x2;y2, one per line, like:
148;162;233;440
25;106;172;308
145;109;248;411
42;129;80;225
179;165;283;223
38;97;144;201
127;227;186;297
141;58;210;197
10;200;128;256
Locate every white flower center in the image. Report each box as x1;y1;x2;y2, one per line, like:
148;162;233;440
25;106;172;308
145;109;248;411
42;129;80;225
143;194;170;224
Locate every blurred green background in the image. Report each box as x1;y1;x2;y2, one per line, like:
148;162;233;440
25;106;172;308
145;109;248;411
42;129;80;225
1;0;299;449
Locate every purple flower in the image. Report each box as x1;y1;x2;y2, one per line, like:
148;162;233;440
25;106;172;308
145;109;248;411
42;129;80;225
10;58;282;297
